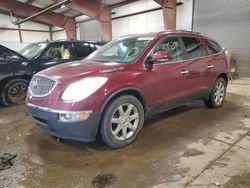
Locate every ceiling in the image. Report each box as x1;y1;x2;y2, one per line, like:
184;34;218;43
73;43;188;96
13;0;129;18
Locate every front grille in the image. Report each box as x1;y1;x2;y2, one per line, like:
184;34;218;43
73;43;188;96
29;75;57;97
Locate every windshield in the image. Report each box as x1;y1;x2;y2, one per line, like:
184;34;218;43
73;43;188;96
19;43;47;59
85;36;154;63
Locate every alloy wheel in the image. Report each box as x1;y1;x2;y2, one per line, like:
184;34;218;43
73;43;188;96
214;81;225;105
7;83;28;105
110;103;139;140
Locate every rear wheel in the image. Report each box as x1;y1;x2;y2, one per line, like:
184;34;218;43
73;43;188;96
1;79;29;106
100;95;144;148
204;77;226;108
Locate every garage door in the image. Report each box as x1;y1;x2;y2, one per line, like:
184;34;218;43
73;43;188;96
193;0;250;77
79;20;102;41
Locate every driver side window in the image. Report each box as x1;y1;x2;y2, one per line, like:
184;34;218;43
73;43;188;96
153;37;183;63
43;44;71;61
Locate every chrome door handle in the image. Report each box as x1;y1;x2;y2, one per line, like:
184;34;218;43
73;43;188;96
180;70;189;75
207;64;214;68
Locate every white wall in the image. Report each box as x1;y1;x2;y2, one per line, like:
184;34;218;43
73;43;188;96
0;13;51;52
176;0;193;31
112;0;193;39
52;26;66;40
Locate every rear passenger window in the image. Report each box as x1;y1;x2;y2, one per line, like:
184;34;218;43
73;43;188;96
74;43;92;58
206;40;221;54
182;37;207;59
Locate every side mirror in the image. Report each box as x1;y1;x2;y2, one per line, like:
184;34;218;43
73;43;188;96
151;51;172;62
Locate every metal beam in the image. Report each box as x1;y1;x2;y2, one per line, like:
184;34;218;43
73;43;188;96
110;0;139;9
13;0;72;25
25;0;36;5
0;0;76;39
54;0;112;41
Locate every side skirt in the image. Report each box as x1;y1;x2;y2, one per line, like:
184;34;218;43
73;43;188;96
146;89;211;118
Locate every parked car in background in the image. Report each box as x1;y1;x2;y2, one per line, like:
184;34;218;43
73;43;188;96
0;40;104;106
27;31;229;148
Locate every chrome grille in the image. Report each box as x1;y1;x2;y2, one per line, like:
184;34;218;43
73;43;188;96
29;75;57;97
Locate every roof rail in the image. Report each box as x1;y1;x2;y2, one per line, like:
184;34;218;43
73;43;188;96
157;30;201;35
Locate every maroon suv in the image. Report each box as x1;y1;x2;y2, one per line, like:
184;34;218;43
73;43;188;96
27;31;228;148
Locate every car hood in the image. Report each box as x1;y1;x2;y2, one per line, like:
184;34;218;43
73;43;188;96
37;60;125;84
0;45;26;63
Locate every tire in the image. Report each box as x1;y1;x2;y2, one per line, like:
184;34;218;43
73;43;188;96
1;79;29;106
100;95;144;148
204;77;226;108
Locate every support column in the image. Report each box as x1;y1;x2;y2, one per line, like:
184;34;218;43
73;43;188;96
64;19;76;40
99;6;112;41
65;28;76;39
49;26;53;40
17;24;23;43
161;0;177;30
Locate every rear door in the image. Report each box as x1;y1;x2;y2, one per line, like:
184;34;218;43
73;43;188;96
181;36;209;94
204;39;225;86
38;42;73;70
149;36;192;108
73;42;93;60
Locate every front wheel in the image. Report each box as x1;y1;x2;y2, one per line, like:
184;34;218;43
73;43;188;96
204;77;226;108
100;95;144;148
1;79;29;106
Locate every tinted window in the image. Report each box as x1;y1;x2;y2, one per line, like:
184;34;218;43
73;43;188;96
153;37;183;63
74;43;92;58
182;37;206;59
43;44;71;61
206;40;221;54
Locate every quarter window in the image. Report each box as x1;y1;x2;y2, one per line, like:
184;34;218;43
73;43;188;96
153;37;183;63
182;37;207;59
206;40;221;54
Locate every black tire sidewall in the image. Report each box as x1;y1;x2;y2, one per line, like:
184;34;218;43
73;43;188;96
100;95;144;148
1;79;29;106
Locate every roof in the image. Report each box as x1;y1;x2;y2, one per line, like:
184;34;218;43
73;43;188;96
118;30;203;39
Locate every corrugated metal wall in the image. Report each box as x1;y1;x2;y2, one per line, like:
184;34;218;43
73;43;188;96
79;20;102;41
193;0;250;77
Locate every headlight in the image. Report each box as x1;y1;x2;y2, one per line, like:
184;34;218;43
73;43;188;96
61;77;108;102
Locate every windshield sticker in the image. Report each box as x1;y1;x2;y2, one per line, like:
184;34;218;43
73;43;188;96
126;48;139;58
137;37;154;41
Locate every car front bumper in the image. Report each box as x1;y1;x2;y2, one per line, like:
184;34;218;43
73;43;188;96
27;103;100;142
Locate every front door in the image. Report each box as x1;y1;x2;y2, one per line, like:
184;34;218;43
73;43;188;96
39;43;73;70
148;36;192;109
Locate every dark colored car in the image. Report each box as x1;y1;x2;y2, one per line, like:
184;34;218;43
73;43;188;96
27;31;229;148
0;40;104;106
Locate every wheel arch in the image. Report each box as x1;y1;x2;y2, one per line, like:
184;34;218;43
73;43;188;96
96;87;148;135
100;87;148;117
217;72;228;85
0;75;32;91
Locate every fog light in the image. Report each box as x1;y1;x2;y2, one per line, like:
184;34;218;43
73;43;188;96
58;111;91;122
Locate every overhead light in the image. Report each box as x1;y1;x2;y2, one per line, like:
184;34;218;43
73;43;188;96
61;4;66;8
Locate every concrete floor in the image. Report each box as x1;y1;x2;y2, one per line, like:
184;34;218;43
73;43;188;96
1;79;250;188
